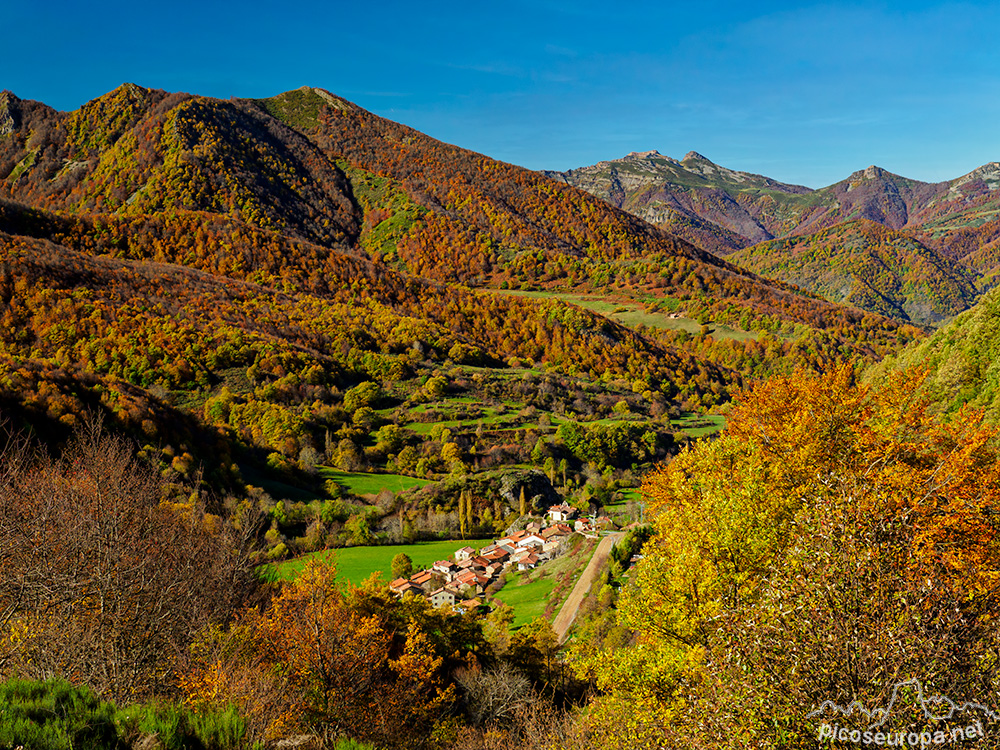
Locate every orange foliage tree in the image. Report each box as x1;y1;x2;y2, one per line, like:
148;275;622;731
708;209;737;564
183;560;455;748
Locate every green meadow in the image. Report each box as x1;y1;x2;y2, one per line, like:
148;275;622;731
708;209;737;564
269;538;495;585
319;468;434;496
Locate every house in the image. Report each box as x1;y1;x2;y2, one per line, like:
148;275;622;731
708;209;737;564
409;570;435;592
517;553;540;571
455;545;477;561
526;521;543;534
548;503;578;523
433;560;456;576
496;531;524;548
484;548;510;564
516;533;545;549
454;571;490;595
390;581;421;597
429;587;456;609
542;523;572;541
453;569;479;592
484;562;504;577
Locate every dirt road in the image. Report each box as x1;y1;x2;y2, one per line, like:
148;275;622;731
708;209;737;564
552;533;622;644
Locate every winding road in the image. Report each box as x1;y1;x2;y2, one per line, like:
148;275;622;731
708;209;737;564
552;532;622;644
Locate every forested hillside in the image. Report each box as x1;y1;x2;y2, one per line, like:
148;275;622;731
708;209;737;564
0;84;916;468
868;283;1000;420
731;220;979;326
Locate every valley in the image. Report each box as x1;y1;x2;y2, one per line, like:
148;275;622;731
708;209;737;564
1;82;998;750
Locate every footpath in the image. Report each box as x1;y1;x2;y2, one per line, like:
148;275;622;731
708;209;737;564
552;532;622;644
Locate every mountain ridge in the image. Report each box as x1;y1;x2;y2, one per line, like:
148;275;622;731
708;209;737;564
0;83;918;451
546;150;1000;252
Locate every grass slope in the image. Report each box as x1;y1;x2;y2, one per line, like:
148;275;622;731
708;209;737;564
495;537;598;628
270;538;495;585
319;468;433;496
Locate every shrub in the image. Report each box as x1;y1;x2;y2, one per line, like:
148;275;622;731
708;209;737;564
0;677;121;750
118;701;246;750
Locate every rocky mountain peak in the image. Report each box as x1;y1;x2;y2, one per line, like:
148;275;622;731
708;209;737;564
0;90;19;137
848;165;891;181
625;149;662;159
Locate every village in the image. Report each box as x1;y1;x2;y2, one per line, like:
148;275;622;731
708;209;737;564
388;503;601;612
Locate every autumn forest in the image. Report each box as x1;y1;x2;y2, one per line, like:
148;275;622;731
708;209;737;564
0;83;998;749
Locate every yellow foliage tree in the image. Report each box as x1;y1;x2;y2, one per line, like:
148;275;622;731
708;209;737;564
576;365;1000;747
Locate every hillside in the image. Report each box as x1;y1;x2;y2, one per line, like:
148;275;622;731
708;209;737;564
0;83;924;557
0;85;916;366
731;220;978;326
868;284;1000;420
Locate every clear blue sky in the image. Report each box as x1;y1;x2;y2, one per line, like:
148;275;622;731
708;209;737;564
4;0;999;188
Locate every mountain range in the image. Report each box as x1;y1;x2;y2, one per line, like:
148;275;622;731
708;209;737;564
0;83;924;509
546;151;1000;324
7;82;1000;503
544;150;1000;254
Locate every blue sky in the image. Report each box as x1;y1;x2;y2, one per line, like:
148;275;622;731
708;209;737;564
4;1;999;187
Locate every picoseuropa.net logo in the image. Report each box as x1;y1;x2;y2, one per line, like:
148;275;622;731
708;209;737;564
808;679;997;746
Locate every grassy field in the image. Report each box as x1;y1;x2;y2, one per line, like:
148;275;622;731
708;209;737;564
672;413;726;438
499;290;759;342
402;412;519;435
269;538;495;585
606;488;645;510
494;570;557;627
319;468;433;496
494;538;597;628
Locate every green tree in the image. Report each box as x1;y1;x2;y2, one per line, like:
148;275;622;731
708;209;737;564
391;552;413;579
343;381;382;413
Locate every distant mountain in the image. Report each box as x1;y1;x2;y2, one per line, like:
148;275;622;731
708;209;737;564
546;151;1000;255
548;151;1000;320
542;150;814;254
731;220;978;326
